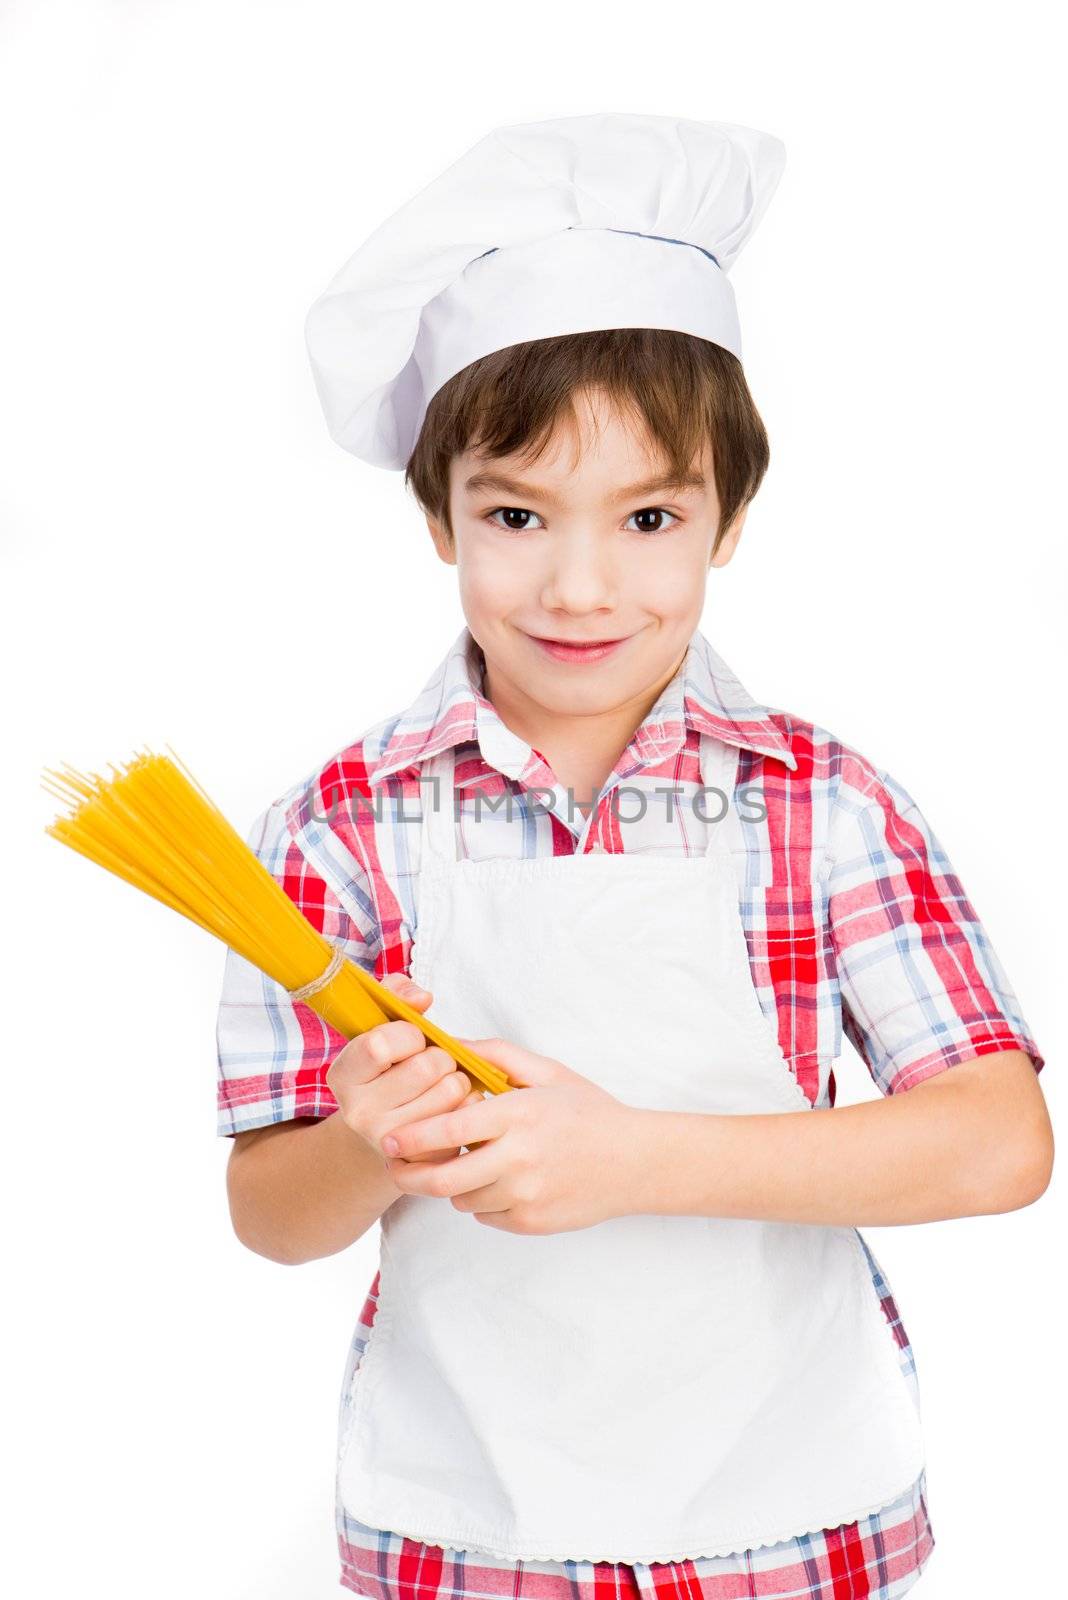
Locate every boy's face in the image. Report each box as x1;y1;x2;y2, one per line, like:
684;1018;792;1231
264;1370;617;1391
425;384;746;731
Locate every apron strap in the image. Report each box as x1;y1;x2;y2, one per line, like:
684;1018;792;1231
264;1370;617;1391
420;743;459;864
698;733;741;858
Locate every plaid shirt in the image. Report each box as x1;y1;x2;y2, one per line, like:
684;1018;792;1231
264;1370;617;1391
216;622;1043;1600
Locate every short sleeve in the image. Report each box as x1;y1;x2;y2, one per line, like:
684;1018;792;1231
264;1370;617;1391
825;765;1044;1096
215;799;383;1137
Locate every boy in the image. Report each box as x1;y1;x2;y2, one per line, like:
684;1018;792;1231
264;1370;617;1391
217;115;1051;1599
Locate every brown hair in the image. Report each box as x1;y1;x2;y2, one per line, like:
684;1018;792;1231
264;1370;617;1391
404;328;770;557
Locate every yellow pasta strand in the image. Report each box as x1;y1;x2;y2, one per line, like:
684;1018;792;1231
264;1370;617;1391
43;750;514;1097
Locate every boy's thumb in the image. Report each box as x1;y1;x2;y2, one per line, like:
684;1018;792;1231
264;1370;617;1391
454;1035;570;1088
381;971;433;1007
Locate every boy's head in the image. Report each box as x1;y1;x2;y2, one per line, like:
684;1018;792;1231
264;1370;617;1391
405;327;769;721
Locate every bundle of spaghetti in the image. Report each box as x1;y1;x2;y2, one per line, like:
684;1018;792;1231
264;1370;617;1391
42;746;514;1097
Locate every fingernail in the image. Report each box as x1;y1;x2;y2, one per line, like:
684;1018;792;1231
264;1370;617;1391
406;981;430;996
383;1135;400;1155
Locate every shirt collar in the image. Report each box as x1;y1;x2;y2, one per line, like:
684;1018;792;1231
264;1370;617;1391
365;623;798;786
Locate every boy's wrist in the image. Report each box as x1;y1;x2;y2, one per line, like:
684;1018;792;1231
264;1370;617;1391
618;1108;716;1218
323;1107;404;1196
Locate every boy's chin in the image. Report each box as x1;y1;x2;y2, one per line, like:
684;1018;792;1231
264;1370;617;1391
522;676;634;713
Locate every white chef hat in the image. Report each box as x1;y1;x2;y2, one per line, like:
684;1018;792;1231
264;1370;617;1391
304;112;786;471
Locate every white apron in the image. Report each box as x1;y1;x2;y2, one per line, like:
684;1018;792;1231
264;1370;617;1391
336;735;925;1564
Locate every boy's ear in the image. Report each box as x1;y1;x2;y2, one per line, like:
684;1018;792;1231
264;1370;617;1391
710;503;749;568
426;514;457;565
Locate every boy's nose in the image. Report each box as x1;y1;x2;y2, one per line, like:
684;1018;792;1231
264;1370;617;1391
540;533;617;612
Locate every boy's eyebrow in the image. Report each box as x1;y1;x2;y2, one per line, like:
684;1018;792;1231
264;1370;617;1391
461;469;707;505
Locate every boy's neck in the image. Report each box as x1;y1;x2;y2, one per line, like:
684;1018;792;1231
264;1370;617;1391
479;643;689;817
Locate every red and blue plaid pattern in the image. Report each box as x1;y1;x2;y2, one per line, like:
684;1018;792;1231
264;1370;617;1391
216;623;1042;1597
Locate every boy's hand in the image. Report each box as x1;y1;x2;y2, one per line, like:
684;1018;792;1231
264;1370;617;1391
381;1036;645;1234
326;973;484;1166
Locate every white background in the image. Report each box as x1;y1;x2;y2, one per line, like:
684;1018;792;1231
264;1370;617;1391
4;2;1064;1595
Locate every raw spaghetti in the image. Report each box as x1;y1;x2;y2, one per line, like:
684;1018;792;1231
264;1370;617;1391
42;746;514;1097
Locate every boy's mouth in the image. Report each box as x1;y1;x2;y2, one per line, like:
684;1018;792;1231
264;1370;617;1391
527;633;630;663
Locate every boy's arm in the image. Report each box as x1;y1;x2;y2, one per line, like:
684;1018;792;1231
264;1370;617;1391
216;789;400;1261
628;755;1052;1228
626;1046;1053;1225
227;1113;403;1265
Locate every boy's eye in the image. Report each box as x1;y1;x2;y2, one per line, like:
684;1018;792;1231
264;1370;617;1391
626;507;680;535
484;506;680;534
486;507;544;531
